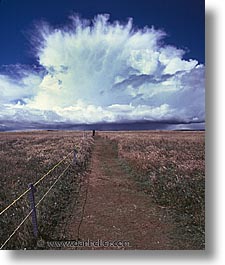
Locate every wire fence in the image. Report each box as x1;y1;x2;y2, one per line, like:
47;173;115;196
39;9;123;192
0;151;73;217
0;163;72;250
0;131;94;250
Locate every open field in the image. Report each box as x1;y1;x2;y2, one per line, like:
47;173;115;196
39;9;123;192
0;130;205;249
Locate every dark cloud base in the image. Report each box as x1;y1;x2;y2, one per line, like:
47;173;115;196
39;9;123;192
0;121;205;132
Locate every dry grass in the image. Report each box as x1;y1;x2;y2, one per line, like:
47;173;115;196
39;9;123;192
100;131;205;249
0;130;205;249
0;130;93;249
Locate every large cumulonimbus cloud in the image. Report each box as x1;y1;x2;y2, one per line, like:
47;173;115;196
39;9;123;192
0;14;205;126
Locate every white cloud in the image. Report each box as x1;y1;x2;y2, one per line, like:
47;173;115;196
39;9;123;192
0;70;42;104
0;14;205;126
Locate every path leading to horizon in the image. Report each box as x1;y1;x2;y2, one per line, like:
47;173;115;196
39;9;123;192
64;136;174;250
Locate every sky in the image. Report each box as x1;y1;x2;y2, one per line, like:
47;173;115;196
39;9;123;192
0;0;205;130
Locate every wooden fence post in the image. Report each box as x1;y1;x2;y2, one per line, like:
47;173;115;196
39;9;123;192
74;149;78;165
28;183;38;238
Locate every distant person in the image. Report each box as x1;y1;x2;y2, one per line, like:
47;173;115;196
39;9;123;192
92;130;95;137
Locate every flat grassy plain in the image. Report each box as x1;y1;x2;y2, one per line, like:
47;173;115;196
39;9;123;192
100;131;205;249
0;130;93;249
0;130;205;249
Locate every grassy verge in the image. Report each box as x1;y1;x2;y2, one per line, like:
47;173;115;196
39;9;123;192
120;158;205;249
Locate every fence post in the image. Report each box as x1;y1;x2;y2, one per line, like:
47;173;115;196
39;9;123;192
28;183;38;238
74;148;78;165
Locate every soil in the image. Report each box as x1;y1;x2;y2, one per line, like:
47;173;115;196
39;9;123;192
63;136;176;250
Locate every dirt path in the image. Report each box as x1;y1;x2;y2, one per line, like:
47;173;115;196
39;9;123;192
64;136;175;250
